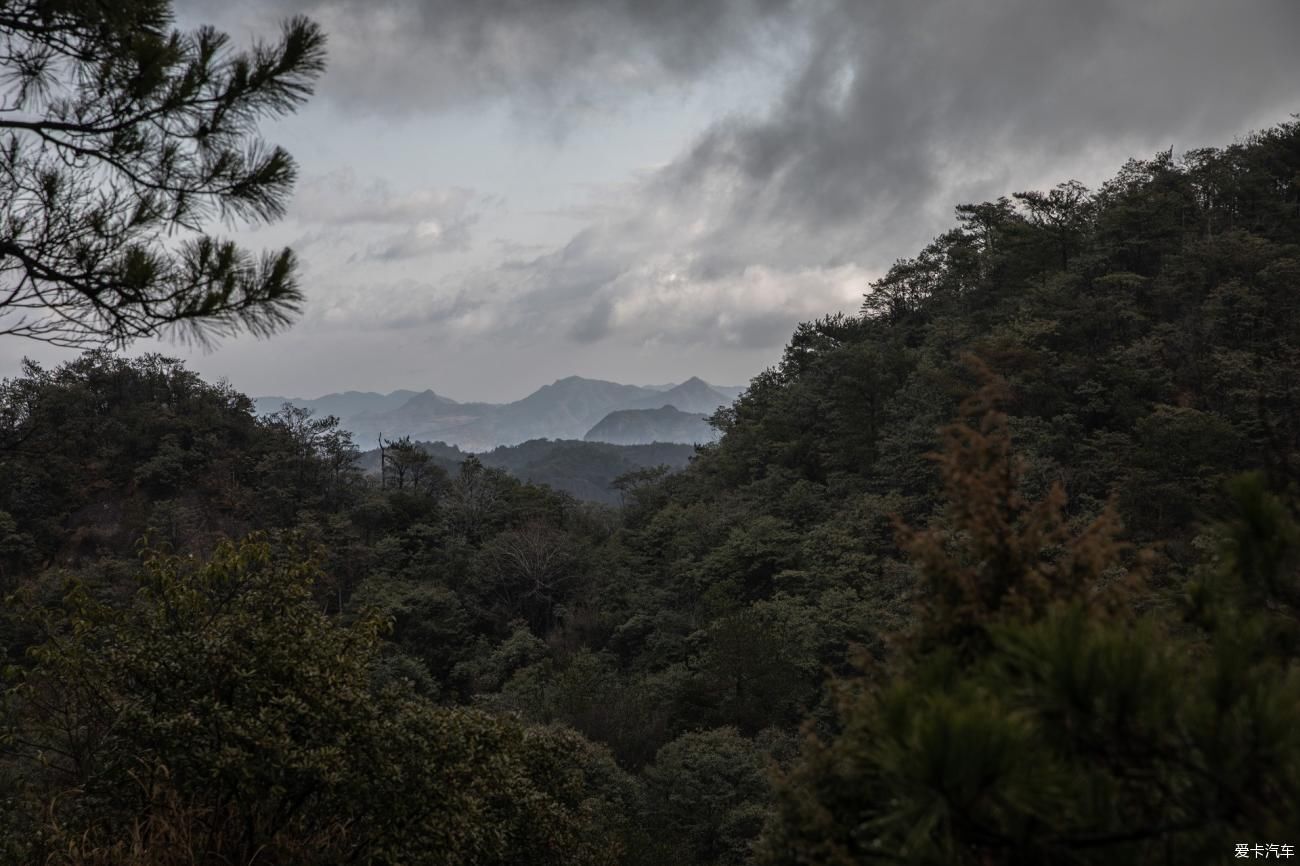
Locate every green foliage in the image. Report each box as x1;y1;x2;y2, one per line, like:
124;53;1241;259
497;649;674;769
0;538;635;865
645;727;773;865
0;510;35;592
0;0;326;346
683;605;817;733
758;390;1300;866
0;353;358;567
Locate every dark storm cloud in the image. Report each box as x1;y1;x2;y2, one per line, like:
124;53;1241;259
180;0;1300;355
650;0;1300;269
178;0;806;115
474;0;1300;348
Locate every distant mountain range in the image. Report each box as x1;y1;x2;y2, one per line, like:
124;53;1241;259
254;376;741;450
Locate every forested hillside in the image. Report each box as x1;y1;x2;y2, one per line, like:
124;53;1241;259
353;437;697;504
2;122;1299;864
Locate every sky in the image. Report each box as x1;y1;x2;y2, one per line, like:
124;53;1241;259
2;0;1299;402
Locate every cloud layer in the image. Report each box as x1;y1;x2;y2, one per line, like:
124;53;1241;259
282;170;493;263
448;0;1300;348
180;0;805;116
151;0;1300;398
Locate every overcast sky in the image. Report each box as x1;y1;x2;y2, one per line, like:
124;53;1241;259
3;0;1298;402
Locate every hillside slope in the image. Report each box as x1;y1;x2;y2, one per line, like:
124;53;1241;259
355;438;696;504
660;125;1300;566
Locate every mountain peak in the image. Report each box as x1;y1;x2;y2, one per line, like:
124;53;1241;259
631;377;729;415
585;405;719;446
537;375;602;392
405;388;458;406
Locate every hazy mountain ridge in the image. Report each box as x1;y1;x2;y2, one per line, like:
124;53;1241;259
256;376;740;449
583;405;718;446
627;377;730;415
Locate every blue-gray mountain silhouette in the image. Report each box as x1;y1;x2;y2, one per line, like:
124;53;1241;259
255;376;739;449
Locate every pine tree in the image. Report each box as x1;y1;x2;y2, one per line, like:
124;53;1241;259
0;1;325;347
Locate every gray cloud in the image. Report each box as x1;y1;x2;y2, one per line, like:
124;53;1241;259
423;0;1300;351
290;171;488;227
654;0;1300;264
178;0;806;117
155;0;1300;398
446;222;869;350
360;223;477;261
306;277;495;332
286;170;490;260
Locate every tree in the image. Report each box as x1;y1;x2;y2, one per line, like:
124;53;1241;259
0;1;325;347
479;520;577;631
445;456;506;543
0;509;34;591
644;727;772;866
380;435;443;494
1013;180;1095;270
269;402;332;483
611;464;669;510
897;368;1132;660
684;606;815;733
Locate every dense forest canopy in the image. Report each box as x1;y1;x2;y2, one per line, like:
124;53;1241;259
353;437;697;506
1;108;1299;865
